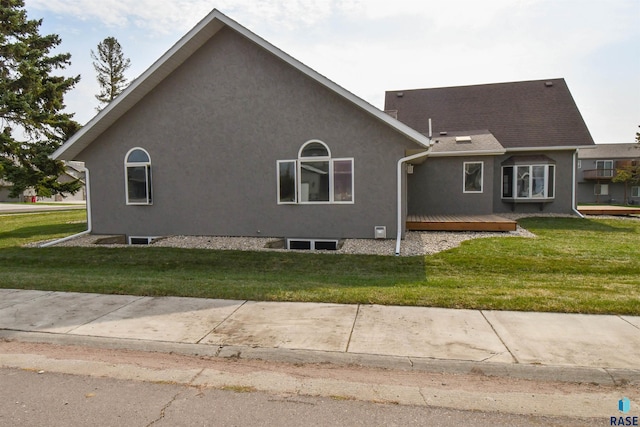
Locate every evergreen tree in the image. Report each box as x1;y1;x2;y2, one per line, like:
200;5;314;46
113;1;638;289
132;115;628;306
91;36;130;109
0;0;81;198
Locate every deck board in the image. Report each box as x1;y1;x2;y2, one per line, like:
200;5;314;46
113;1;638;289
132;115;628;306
407;214;517;232
578;205;640;216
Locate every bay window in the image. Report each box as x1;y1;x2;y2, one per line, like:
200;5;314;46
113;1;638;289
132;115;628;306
502;163;555;200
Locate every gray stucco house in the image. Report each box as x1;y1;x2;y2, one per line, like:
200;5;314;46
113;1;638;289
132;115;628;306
52;10;431;249
577;143;640;205
52;10;595;250
384;79;595;218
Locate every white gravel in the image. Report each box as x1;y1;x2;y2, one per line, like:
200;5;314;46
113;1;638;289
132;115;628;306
41;226;535;256
29;213;638;256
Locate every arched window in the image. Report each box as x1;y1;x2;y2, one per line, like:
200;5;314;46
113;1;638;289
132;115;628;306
277;140;353;204
125;148;152;205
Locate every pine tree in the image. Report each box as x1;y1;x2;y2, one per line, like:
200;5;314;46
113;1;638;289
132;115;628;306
0;0;81;198
91;37;130;109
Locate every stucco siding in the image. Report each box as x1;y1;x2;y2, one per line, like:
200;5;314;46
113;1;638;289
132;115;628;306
408;156;495;215
77;28;415;239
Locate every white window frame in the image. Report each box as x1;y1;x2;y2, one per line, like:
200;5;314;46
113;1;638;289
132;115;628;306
277;140;354;205
277;160;297;204
124;147;152;205
463;161;483;193
632;187;640;198
501;164;556;200
594;184;609;196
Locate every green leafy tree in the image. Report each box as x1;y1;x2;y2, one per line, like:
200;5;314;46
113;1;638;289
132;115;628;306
91;36;130;109
613;163;640;205
0;0;81;198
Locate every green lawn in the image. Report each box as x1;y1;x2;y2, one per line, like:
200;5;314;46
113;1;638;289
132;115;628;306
0;210;638;314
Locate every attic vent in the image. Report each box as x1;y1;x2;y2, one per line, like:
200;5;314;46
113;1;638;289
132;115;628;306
545;81;554;87
455;136;472;143
396;92;404;97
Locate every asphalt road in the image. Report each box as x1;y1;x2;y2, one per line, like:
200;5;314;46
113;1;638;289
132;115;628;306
1;368;600;427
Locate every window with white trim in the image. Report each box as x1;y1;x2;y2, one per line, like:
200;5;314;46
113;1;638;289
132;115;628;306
277;140;353;204
632;187;640;198
463;161;483;193
594;184;609;196
125;148;152;205
502;164;555;199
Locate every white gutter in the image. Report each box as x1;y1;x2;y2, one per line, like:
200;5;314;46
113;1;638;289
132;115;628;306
395;150;431;256
40;168;92;247
571;151;585;218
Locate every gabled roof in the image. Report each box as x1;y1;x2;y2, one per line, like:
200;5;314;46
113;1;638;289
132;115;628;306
578;143;640;159
53;10;430;161
384;78;595;150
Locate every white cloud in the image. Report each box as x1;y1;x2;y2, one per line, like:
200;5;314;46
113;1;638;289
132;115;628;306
27;0;216;33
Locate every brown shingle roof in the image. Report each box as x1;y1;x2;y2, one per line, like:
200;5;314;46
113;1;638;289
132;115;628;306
384;78;595;149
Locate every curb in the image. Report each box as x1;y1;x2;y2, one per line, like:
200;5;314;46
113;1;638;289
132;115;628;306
2;329;638;387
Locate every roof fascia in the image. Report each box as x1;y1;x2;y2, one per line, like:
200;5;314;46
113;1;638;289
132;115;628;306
505;146;586;153
53;10;430;160
427;149;506;157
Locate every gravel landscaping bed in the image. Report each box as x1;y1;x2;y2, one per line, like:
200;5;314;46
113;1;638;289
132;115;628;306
38;214;637;256
43;226;535;256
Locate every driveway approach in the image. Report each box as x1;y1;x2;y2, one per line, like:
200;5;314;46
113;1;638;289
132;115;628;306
0;289;638;385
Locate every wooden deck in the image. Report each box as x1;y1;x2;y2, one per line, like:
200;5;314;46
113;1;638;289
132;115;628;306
407;214;517;232
578;205;640;216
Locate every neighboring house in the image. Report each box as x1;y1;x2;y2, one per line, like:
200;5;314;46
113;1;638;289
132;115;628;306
577;143;640;205
51;10;595;249
0;161;86;203
384;79;595;216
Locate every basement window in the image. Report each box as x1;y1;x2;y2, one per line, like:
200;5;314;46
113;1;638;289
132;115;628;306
128;236;156;245
286;238;339;251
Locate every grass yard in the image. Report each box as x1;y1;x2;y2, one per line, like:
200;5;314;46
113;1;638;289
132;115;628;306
0;210;638;314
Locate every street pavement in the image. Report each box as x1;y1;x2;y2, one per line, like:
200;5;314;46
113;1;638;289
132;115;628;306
0;202;85;214
0;289;638;386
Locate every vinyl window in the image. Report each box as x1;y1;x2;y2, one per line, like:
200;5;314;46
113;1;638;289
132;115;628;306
463;162;483;193
277;140;354;204
125;148;152;205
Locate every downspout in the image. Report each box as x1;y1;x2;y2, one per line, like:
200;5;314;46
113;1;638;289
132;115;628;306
40;167;92;247
395;149;431;256
571;150;585;218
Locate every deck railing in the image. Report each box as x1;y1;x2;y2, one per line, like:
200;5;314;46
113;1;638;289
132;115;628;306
583;169;615;180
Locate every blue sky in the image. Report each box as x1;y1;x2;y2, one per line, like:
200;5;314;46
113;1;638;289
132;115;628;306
25;0;640;143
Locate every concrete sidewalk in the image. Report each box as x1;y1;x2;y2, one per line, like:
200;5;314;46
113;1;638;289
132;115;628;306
0;289;638;385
